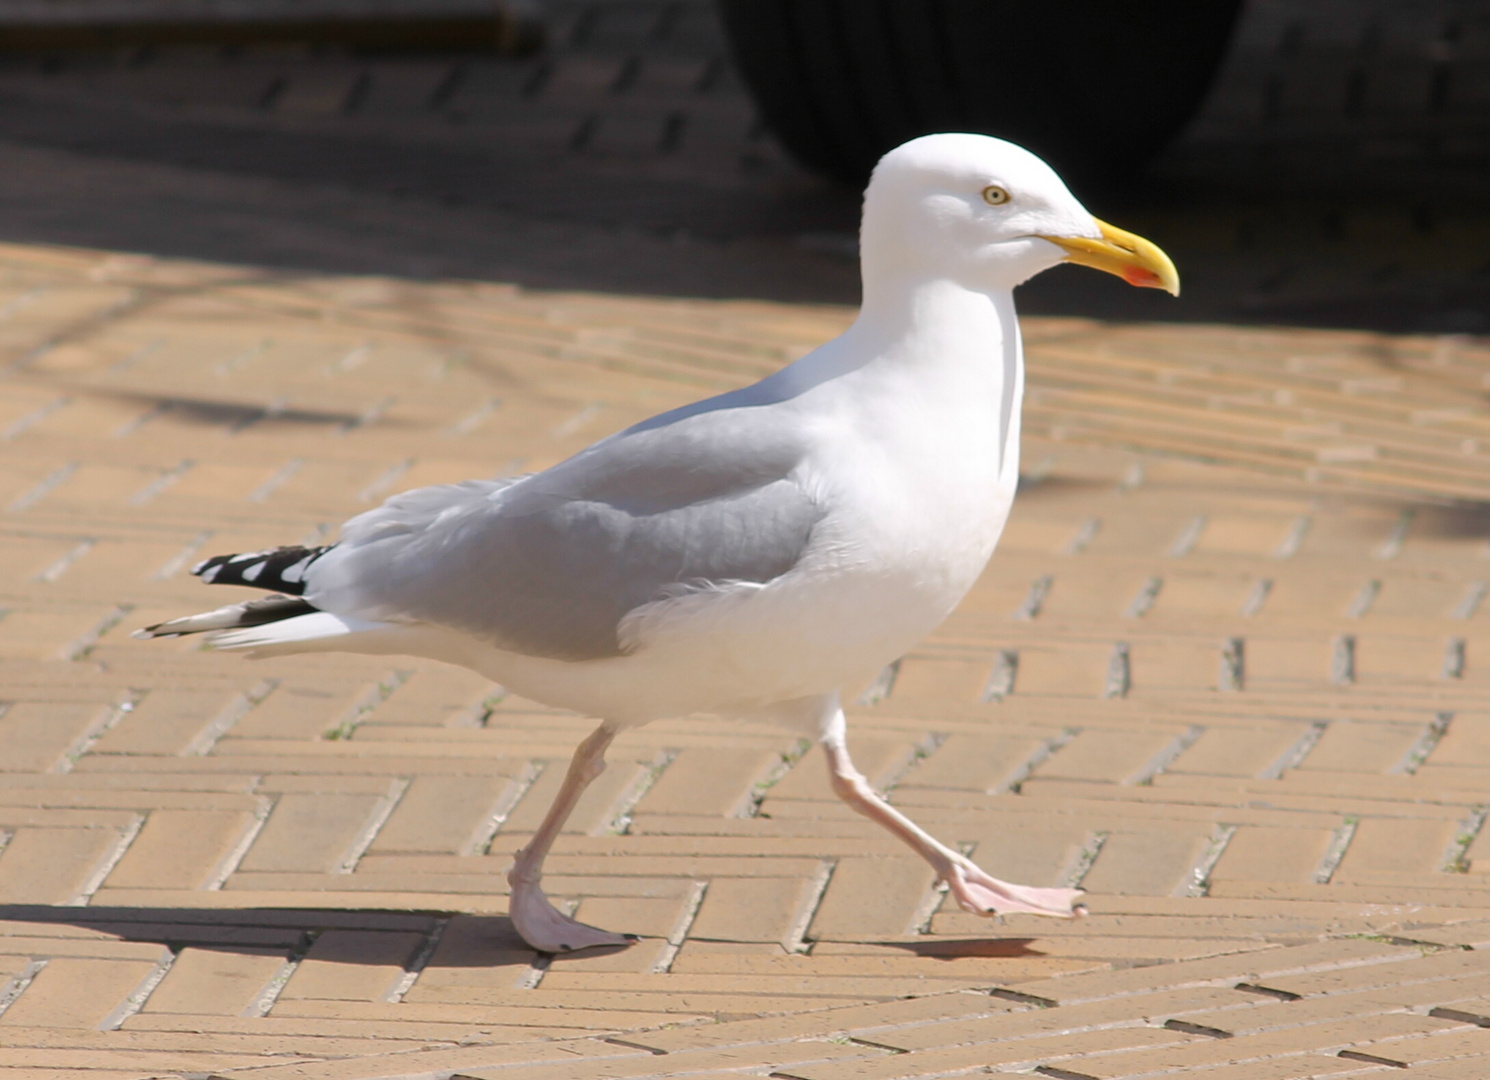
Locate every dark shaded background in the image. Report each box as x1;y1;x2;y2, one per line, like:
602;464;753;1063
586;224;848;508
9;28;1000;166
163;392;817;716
0;0;1483;332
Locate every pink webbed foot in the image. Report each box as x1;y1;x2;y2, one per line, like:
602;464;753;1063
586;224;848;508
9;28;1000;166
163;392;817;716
945;857;1086;919
508;875;638;953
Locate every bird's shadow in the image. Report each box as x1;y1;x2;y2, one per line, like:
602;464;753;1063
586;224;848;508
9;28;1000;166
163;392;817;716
0;904;535;969
0;906;1046;971
868;937;1045;960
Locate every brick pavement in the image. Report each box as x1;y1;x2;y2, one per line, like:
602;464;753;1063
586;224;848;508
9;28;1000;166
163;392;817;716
0;1;1484;1077
0;239;1484;1078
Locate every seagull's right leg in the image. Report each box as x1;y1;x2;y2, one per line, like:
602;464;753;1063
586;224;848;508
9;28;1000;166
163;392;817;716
817;698;1084;920
507;720;639;953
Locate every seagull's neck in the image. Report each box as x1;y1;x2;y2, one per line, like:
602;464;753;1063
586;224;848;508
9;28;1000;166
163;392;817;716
822;270;1024;477
852;272;1013;360
768;272;1022;458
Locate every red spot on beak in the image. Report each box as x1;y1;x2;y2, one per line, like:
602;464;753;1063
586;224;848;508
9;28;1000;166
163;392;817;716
1122;266;1162;288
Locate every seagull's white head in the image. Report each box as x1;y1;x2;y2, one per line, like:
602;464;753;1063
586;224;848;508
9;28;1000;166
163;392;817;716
861;133;1179;297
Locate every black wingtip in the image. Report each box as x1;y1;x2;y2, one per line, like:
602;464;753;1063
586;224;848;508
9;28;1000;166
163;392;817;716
194;545;332;595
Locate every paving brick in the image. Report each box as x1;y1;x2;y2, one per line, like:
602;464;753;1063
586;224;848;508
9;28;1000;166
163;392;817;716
631;746;782;817
0;702;106;773
1298;719;1424;773
367;775;514;854
1169;721;1317;778
897;732;1051;792
1210;825;1336;884
1406;1054;1490;1080
1073;1013;1465;1077
1031;727;1190;785
864;986;1254;1052
1334;817;1461;882
268;996;684;1032
0;827;124;904
280;930;424;1001
236;794;383;874
408;914;534;982
1005;642;1112;697
1000;938;1410;1005
91;688;251;757
808;856;937;940
890;656;992;701
142;946;288;1016
1262;947;1488;998
104;809;254;889
453;1040;876;1080
0;956;160;1028
776;1024;1196;1080
686;875;823;947
230;680;375;741
958;819;1093;890
499;756;649;835
764;737;919;804
359;667;498;728
1080;825;1214;896
1407;921;1490;949
212;1039;650;1080
568;894;694;942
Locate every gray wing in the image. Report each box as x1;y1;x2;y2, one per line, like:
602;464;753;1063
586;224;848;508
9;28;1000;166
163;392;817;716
305;403;823;661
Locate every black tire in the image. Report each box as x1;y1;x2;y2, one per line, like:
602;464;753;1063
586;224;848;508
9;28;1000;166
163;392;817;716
716;0;1244;187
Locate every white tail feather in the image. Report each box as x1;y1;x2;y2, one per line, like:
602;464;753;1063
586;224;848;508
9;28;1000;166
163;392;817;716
209;612;392;656
132;601;270;638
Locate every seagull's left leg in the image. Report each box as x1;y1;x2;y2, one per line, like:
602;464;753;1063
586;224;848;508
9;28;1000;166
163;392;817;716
818;699;1084;920
507;720;639;953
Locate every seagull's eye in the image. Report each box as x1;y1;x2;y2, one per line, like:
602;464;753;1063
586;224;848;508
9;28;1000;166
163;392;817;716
982;185;1011;206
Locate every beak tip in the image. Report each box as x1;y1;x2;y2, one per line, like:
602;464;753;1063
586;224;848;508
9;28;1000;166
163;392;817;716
1046;219;1180;300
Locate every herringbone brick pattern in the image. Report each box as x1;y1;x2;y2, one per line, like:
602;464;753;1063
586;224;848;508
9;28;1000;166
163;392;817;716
0;1;1484;1074
0;238;1486;1078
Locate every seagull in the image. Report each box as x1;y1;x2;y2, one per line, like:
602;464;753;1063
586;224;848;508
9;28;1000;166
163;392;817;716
138;133;1178;953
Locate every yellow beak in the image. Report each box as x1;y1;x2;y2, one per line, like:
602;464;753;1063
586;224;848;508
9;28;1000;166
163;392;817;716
1038;219;1180;296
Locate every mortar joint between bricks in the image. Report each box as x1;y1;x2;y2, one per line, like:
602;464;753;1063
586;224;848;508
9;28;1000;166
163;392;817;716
735;737;811;818
1441;805;1488;874
337;777;411;874
204;795;274;890
981;648;1019;702
782;859;835;955
383;916;450;1003
53;688;146;773
652;880;708;974
856;658;901;705
1314;819;1359;884
1126;725;1204;786
603;747;679;835
98;946;178;1031
0;960;46;1019
324;668;413;741
67;814;144;906
62;602;134;662
1392;711;1452;775
1060;831;1108;890
465;760;544;856
243;928;322;1018
877;731;948;796
184;679;279;757
994;727;1079;795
